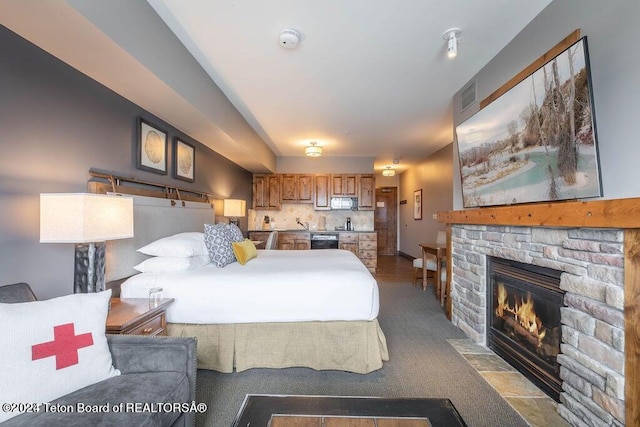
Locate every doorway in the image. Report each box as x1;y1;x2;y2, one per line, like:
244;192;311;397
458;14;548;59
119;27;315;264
375;187;397;255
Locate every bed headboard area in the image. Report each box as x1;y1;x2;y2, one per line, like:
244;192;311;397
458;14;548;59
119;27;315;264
105;194;215;281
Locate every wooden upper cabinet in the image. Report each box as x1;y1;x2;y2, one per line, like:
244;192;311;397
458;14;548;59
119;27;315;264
297;174;313;203
358;174;375;210
331;174;358;197
280;174;298;203
253;174;281;210
281;174;313;204
314;174;331;210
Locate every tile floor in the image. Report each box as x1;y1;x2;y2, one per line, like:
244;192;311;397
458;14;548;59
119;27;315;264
448;339;570;427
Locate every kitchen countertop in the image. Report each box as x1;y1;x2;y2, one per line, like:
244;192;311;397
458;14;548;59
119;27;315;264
248;229;375;233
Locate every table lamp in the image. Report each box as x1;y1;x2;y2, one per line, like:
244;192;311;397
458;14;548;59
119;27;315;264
40;193;134;293
223;199;246;227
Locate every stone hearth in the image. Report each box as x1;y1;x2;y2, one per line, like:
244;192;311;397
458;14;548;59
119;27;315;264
450;225;624;426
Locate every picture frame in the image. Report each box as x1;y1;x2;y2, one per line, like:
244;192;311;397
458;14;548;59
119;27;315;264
173;137;195;183
413;189;422;220
455;37;602;207
137;117;168;175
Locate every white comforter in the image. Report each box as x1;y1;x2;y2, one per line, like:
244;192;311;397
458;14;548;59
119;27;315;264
120;249;379;324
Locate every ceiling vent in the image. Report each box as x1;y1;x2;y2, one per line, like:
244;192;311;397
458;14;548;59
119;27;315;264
279;29;301;49
461;80;476;112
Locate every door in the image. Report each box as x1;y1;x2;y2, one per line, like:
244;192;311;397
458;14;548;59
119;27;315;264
375;187;397;255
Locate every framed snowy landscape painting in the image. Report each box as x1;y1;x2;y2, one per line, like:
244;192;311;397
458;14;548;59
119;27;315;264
455;37;602;208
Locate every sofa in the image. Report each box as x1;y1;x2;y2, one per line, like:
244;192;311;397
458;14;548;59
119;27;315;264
0;283;197;426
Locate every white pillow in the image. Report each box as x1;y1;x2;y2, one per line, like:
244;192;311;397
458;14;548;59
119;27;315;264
134;255;211;273
137;232;207;257
0;290;120;422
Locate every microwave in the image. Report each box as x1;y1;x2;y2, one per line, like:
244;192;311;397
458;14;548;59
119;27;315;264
330;197;358;210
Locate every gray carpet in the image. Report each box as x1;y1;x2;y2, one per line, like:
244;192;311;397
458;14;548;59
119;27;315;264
195;282;528;426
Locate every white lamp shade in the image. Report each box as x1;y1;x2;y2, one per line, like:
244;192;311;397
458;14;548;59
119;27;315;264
305;143;323;157
40;193;134;243
223;199;246;218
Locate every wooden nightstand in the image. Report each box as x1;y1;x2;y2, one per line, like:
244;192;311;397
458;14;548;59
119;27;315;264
106;298;174;336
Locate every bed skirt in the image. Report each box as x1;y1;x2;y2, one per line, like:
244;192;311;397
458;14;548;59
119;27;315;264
167;319;389;374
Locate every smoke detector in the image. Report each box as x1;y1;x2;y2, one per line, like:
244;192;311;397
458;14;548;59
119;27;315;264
279;28;301;49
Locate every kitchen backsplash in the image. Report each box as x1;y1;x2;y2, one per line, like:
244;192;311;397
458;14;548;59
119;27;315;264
251;204;374;231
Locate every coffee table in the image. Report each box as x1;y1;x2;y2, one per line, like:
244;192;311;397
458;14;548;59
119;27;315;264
232;395;467;426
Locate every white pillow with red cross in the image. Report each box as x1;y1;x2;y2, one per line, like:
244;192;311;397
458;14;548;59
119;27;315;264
0;290;120;422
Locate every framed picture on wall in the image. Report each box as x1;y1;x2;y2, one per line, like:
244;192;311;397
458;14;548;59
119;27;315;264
173;138;195;182
413;189;422;220
137;117;168;175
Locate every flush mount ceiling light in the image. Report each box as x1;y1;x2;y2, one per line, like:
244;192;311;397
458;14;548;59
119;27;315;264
382;166;396;177
279;28;301;49
442;28;461;59
304;141;322;157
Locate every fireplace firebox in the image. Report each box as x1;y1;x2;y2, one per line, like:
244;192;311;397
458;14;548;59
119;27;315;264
487;257;565;401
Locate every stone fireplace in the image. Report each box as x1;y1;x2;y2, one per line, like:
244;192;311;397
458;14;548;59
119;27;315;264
450;224;625;426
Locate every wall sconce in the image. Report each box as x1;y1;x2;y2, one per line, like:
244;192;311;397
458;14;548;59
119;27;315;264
304;141;323;157
40;193;134;293
223;199;246;226
442;28;461;59
382;166;396;177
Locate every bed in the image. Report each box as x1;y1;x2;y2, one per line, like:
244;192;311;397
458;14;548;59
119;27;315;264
105;192;388;374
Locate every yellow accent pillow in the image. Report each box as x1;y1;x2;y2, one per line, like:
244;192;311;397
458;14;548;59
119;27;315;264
232;239;257;265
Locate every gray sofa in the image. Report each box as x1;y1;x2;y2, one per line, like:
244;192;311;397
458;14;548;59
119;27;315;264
0;283;197;426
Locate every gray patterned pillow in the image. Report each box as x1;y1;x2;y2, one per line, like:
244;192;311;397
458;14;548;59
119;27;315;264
204;223;238;268
227;223;244;243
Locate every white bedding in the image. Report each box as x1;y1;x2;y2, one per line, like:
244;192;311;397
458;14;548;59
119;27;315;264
120;249;379;324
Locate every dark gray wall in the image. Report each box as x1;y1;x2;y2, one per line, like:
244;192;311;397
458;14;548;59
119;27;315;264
0;24;252;299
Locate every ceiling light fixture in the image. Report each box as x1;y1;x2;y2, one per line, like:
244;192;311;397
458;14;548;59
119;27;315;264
304;141;323;157
442;28;461;59
382;166;396;177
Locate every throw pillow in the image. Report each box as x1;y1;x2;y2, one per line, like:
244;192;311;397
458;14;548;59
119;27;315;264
204;223;237;267
137;232;207;257
0;290;120;422
227;223;244;243
133;255;211;273
232;239;258;265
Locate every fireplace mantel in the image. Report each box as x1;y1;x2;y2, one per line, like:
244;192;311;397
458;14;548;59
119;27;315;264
437;197;640;426
437;197;640;228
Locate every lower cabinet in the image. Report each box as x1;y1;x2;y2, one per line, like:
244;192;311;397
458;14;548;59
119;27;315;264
358;233;377;273
278;232;310;250
339;232;377;273
248;231;271;249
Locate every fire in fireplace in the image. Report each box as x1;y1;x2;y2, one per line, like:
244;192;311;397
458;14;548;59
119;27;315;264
487;257;565;401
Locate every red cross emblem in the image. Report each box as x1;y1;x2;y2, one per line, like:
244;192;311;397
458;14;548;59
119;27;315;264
32;323;94;370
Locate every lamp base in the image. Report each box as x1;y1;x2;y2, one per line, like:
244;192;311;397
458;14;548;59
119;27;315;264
74;242;106;293
229;218;240;227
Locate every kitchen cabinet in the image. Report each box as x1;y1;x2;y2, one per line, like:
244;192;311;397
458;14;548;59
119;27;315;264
253;174;281;210
357;174;375;210
278;232;311;250
331;174;358;197
358;232;377;272
313;174;331;210
248;231;271;249
281;174;313;204
338;232;358;256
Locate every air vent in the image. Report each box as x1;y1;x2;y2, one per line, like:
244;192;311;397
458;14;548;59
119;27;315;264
461;80;476;112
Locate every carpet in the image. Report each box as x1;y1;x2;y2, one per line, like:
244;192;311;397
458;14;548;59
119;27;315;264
195;283;528;426
232;395;467;426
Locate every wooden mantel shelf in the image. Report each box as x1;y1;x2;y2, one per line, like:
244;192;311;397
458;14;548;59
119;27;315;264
437;197;640;229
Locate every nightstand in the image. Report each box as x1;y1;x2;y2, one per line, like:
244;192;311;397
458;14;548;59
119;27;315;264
106;297;174;336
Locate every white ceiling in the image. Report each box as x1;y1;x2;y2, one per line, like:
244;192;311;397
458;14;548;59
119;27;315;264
0;0;552;174
148;0;553;172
